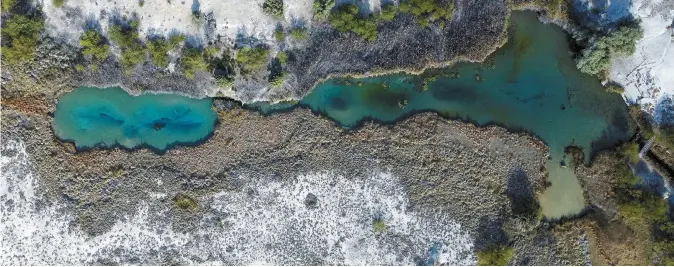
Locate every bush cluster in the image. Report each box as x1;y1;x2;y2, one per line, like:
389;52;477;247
329;4;378;41
399;0;454;27
80;29;110;65
290;27;308;40
312;0;335;20
147;35;185;68
181;46;208;79
108;20;147;72
1;14;44;64
576;25;643;75
263;0;284;19
476;246;513;266
236;47;269;71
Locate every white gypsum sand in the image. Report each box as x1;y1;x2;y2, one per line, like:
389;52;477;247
609;0;674;122
0;139;476;265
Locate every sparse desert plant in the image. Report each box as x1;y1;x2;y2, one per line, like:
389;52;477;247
174;194;199;211
477;246;513;266
1;14;44;64
277;51;288;65
274;27;285;42
290;27;308;40
236;47;269;72
263;0;284;19
373;218;387;233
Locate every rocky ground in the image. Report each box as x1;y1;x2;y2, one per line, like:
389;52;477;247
1;92;596;264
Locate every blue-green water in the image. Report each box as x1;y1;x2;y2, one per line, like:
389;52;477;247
252;12;635;218
52;86;217;152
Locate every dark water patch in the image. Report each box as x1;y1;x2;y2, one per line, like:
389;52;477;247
52;86;217;153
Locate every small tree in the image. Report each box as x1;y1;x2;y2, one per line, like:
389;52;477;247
263;0;284;19
80;29;110;64
1;15;44;64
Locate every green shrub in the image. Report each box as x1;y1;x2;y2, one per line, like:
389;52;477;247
312;0;335;20
622;142;640;163
399;0;454;27
174;194;199;210
236;47;269;71
380;4;398;22
290;27;308;40
53;0;65;7
329;4;378;41
477;246;513;266
656;127;674;150
269;71;287;87
181;46;208;79
277;51;288;65
263;0;284;19
373;218;387;233
577;25;643;75
75;64;85;72
108;21;147;72
1;0;15;12
1;15;44;64
274;27;286;42
138;0;144;7
80;29;109;63
216;77;234;88
605;83;625;94
147;35;185;68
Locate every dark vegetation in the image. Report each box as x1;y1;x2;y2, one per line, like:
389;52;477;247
329;4;379;41
236;47;269;72
147;35;185;68
207;49;236;88
399;0;454;28
474;217;512;266
312;0;335;21
613;142;674;265
181;45;208;79
108;19;147;73
1;0;44;64
262;0;284;19
80;29;110;69
576;24;643;76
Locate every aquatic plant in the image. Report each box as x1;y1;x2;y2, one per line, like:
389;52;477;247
1;14;44;64
476;246;513;266
80;29;110;65
399;0;454;27
236;47;269;72
577;25;643;75
312;0;335;21
329;4;378;41
263;0;284;19
147;34;185;68
181;45;208;79
108;20;147;73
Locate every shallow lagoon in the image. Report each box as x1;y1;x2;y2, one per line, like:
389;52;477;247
254;12;635;218
52;86;217;152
